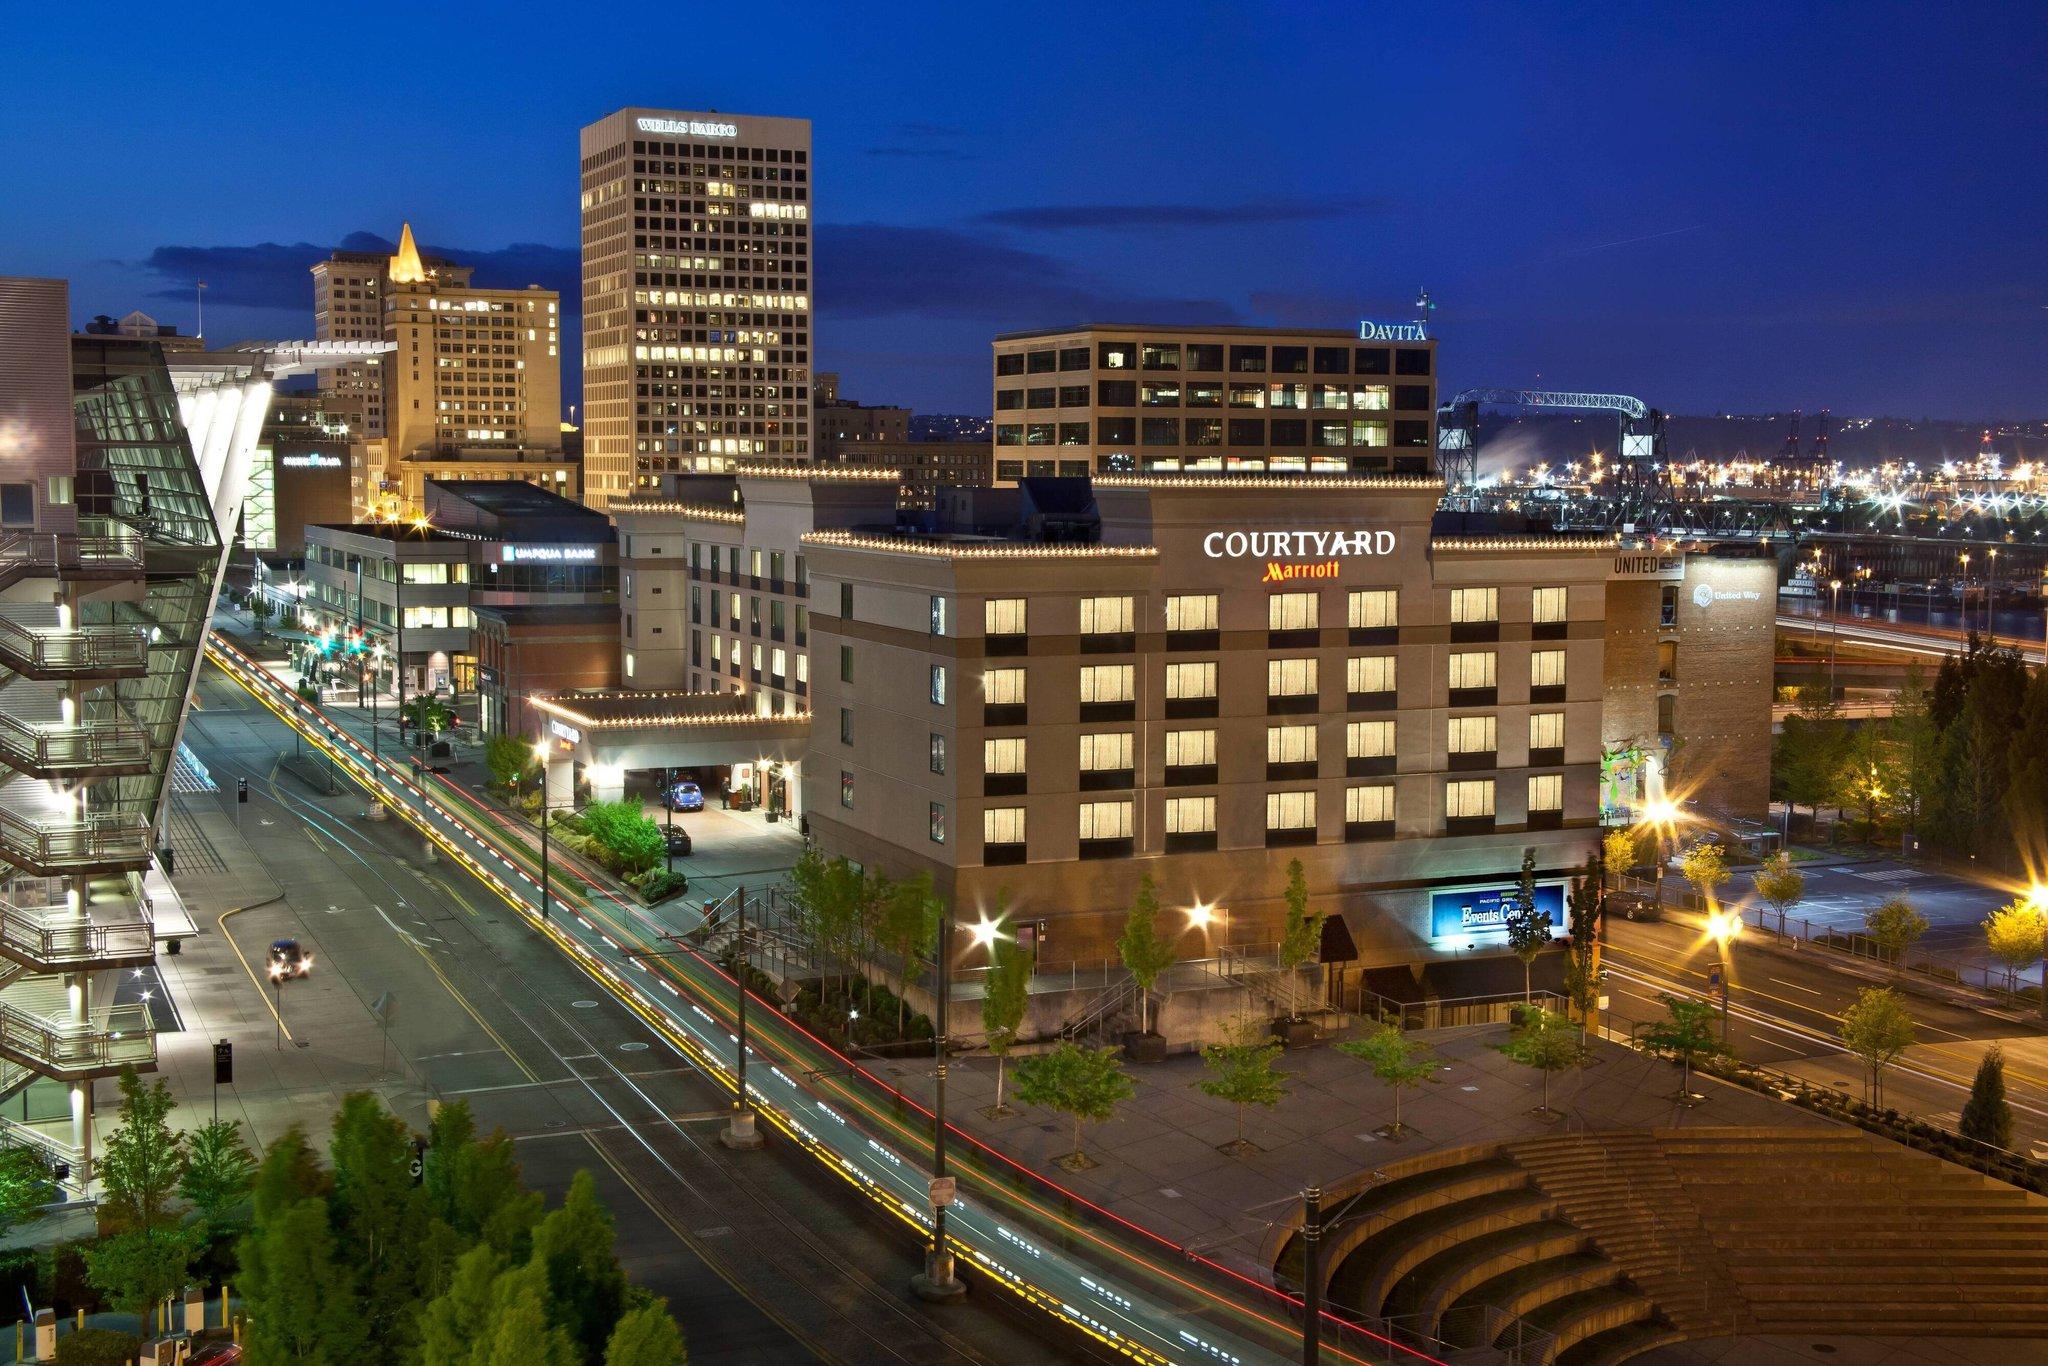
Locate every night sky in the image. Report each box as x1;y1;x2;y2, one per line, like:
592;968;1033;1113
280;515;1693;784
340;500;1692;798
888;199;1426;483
3;2;2042;421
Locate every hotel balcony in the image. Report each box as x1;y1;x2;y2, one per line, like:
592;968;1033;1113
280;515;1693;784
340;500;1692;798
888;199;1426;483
0;977;153;1080
0;609;149;682
0;785;151;877
0;895;154;974
0;687;151;780
0;527;145;593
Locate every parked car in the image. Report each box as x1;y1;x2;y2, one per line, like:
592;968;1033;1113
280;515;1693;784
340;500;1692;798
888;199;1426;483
663;780;704;812
662;827;693;858
267;938;312;980
1609;890;1662;923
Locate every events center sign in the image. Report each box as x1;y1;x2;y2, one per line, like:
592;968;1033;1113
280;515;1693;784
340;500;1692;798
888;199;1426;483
1203;529;1396;584
1429;882;1567;941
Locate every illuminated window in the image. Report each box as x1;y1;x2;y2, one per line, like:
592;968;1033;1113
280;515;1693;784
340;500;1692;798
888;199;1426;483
984;737;1026;774
1529;774;1564;813
840;771;855;808
984;807;1025;846
1080;596;1134;634
984;668;1026;705
1348;589;1397;630
1450;587;1498;623
1531;649;1567;689
1079;800;1134;840
929;665;948;705
1081;664;1135;703
1347;720;1395;758
1347;656;1395;694
1448;652;1496;691
1268;592;1319;631
929;803;947;844
1266;791;1316;831
1533;586;1568;624
985;598;1027;635
1166;796;1215;834
1267;725;1317;765
1166;729;1216;767
1346;785;1394;824
1448;715;1497;754
1267;658;1318;698
1445;779;1496;819
1167;595;1218;631
1529;712;1565;752
1080;732;1133;772
930;734;947;774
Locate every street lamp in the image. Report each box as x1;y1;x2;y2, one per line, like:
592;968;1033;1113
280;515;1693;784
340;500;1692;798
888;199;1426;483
912;911;966;1303
1958;552;1971;638
1640;798;1680;916
528;741;552;921
1988;547;2001;644
1828;579;1842;700
721;888;764;1152
370;643;385;762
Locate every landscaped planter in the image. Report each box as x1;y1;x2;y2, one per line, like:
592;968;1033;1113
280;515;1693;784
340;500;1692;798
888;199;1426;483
1122;1030;1167;1063
1271;1017;1319;1049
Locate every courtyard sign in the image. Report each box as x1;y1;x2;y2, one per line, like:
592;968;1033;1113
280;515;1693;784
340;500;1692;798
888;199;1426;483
1359;319;1428;342
1203;530;1396;559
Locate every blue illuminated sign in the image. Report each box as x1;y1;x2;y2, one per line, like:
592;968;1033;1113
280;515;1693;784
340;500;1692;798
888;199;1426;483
1430;882;1566;941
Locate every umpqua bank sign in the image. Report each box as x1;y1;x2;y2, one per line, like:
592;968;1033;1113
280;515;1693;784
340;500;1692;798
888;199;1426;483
1204;529;1396;583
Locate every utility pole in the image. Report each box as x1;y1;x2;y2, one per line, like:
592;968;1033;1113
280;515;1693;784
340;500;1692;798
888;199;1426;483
721;889;763;1150
1301;1184;1322;1365
913;912;965;1302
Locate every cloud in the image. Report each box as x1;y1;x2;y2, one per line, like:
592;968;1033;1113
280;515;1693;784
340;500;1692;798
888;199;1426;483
816;223;1238;326
137;232;578;312
865;119;977;161
974;198;1387;231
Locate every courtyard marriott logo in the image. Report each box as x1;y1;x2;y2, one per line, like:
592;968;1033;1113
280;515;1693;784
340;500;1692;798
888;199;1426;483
1203;529;1395;584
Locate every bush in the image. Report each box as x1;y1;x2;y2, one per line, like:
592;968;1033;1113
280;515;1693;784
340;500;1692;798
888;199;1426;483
638;869;687;903
579;799;662;875
55;1328;140;1366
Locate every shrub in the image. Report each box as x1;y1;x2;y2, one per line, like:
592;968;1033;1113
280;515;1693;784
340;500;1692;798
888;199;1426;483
55;1329;140;1366
638;870;687;903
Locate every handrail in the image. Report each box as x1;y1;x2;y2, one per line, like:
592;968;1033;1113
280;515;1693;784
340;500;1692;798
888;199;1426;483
0;999;153;1074
0;531;144;582
0;898;153;967
0;709;150;770
0;613;150;673
0;805;152;867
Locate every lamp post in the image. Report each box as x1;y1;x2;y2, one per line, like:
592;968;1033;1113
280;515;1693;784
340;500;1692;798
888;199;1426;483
1958;552;1971;639
530;741;552;922
913;911;965;1302
370;643;384;762
1828;579;1842;700
720;888;764;1150
1988;547;2001;645
1644;798;1678;916
1301;1184;1323;1365
353;555;366;706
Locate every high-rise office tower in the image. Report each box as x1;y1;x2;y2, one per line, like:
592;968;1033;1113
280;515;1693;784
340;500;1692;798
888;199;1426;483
579;108;814;511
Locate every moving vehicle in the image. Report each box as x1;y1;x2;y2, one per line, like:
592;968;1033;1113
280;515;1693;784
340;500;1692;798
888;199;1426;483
663;780;704;812
1609;890;1662;923
267;938;312;980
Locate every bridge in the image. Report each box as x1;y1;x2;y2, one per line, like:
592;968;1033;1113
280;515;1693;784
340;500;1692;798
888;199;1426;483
1777;612;2045;666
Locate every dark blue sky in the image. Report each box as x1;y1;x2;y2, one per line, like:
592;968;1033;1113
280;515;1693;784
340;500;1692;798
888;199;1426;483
4;1;2043;420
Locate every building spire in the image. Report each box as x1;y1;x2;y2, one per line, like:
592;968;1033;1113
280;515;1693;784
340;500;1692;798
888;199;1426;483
389;222;427;284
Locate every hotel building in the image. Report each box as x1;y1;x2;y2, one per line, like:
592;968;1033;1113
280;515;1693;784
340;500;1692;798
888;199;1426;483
579;107;814;510
991;324;1437;483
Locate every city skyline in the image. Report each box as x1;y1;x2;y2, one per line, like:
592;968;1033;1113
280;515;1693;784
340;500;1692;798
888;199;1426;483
3;2;2043;424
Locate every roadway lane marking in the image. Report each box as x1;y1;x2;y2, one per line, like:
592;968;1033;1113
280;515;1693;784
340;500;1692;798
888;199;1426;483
1768;978;1823;994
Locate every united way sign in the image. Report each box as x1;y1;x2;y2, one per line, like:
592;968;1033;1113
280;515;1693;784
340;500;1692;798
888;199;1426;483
1430;882;1567;941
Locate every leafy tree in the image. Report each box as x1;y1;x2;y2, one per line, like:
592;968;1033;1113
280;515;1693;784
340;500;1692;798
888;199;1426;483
1195;1036;1289;1150
82;1227;196;1319
873;872;940;1033
250;1125;329;1225
1567;865;1601;957
328;1093;433;1354
1889;666;1940;842
1864;895;1928;973
1495;1005;1582;1117
1560;950;1598;1041
790;847;868;1004
1116;874;1177;1035
405;694;453;742
486;733;538;791
0;1145;55;1239
531;1170;629;1362
1837;721;1902;842
981;928;1031;1117
477;1263;580;1366
1752;852;1805;928
1274;859;1322;1020
1984;898;2048;1014
1774;693;1850;829
1503;848;1550;1001
1641;994;1727;1102
1602;828;1639;882
240;1197;367;1364
98;1068;185;1236
1678;841;1731;907
1959;1045;2016;1151
1011;1042;1135;1169
578;800;664;876
606;1300;689;1365
416;1242;505;1366
424;1100;538;1257
1839;986;1916;1108
1337;1019;1435;1135
180;1119;257;1239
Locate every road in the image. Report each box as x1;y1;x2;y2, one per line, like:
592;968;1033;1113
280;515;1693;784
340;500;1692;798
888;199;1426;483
180;661;1096;1365
204;635;1404;1366
1599;914;2048;1146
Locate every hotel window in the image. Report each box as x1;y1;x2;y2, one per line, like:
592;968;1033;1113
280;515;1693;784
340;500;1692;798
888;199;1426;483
1266;791;1316;831
985;807;1027;851
1450;588;1498;624
797;653;809;685
984;668;1026;705
929;803;947;844
771;648;787;680
1166;796;1215;834
1448;652;1496;691
711;634;724;666
930;734;947;774
839;646;853;683
1445;779;1496;819
930;665;948;705
984;737;1026;775
752;643;764;674
1268;658;1318;698
1166;661;1216;699
1529;774;1564;813
839;708;853;745
1346;785;1394;825
1080;732;1133;773
1347;656;1396;695
985;597;1027;636
1348;589;1397;630
1166;729;1216;767
1166;595;1218;631
1080;664;1135;703
840;772;855;808
1531;649;1567;690
930;595;949;636
1081;596;1134;635
1079;800;1134;840
1268;592;1319;631
1533;586;1568;624
1347;720;1395;758
1448;715;1497;754
624;652;635;679
1530;711;1565;753
1267;724;1318;765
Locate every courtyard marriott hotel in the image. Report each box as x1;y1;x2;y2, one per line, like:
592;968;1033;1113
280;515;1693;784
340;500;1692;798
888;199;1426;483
590;468;1774;978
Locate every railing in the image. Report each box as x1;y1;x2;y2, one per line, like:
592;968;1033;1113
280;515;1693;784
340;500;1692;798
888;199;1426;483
1354;987;1568;1031
0;709;150;772
0;1000;153;1075
0;805;152;869
0;530;143;587
1059;978;1139;1040
0;614;149;675
1738;903;2034;1001
0;897;153;968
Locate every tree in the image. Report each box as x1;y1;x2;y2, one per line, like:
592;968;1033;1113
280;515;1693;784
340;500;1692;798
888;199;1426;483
1678;841;1731;908
240;1197;367;1364
477;1263;581;1366
1837;721;1902;842
1602;828;1639;882
486;733;537;791
405;694;453;741
530;1169;629;1363
1011;1042;1135;1169
1983;898;2048;1014
0;1146;55;1240
981;929;1031;1117
1641;994;1727;1103
1752;852;1805;929
1503;848;1550;1002
1890;666;1940;843
1495;1005;1582;1118
1839;986;1916;1108
1775;694;1850;829
424;1101;537;1256
416;1243;505;1366
1274;859;1322;1020
873;872;940;1033
1959;1045;2016;1151
1195;1036;1289;1152
1337;1019;1435;1136
606;1300;689;1366
328;1093;433;1355
579;799;664;876
179;1119;257;1240
98;1068;185;1237
1116;874;1177;1036
1865;895;1929;973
